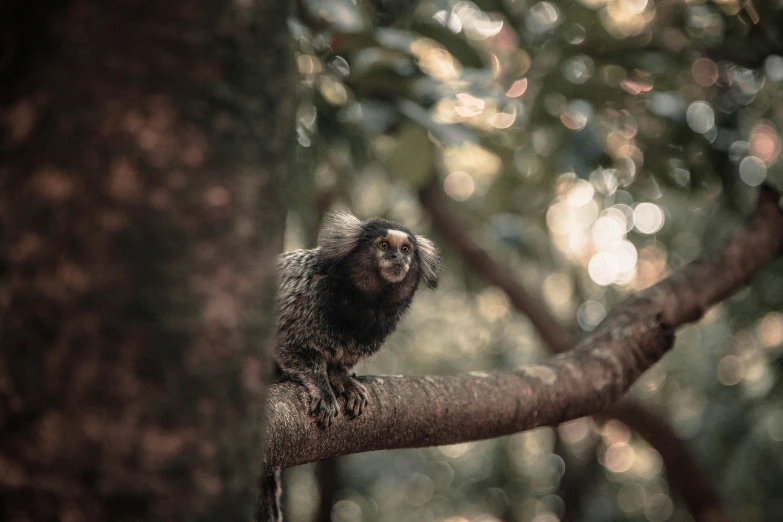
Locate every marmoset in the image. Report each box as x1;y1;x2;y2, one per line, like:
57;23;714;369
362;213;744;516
258;211;440;522
275;210;441;426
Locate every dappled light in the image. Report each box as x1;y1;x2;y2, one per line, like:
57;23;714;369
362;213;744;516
283;0;783;518
7;0;783;519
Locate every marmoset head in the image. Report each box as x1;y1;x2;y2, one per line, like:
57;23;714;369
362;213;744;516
318;211;441;293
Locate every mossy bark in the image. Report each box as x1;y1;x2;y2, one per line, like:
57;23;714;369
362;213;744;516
0;1;292;520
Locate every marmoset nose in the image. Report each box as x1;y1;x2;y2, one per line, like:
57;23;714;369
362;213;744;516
388;252;400;260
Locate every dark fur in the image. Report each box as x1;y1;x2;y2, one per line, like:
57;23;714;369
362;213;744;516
275;212;440;424
257;211;440;521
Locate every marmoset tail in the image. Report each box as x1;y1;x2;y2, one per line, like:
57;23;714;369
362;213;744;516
258;211;440;522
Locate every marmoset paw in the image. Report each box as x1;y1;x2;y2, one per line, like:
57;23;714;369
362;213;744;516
308;390;340;428
341;378;369;418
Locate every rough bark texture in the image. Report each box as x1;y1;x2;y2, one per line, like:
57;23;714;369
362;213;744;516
0;1;292;520
263;187;783;474
419;180;729;522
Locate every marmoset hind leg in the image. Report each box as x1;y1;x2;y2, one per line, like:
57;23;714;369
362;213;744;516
279;349;339;427
328;365;369;418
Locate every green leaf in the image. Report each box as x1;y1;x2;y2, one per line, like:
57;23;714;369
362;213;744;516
385;123;433;187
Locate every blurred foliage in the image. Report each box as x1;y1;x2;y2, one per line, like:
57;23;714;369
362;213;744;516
282;1;783;521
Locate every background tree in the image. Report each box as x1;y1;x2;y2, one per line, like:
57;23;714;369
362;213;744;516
277;1;783;521
1;1;292;520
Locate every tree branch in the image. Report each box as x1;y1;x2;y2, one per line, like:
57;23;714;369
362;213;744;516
262;187;783;474
417;180;731;521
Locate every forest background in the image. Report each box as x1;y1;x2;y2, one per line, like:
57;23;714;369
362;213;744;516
3;1;783;522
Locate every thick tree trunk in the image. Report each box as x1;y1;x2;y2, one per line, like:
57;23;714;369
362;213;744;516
0;1;292;520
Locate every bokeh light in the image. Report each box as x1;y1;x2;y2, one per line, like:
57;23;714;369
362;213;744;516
506;78;528;98
686;101;715;134
739;156;767;186
749;123;780;165
717;355;744;386
633;203;664;234
283;0;783;518
526;2;561;34
691;57;719;87
444;171;475;201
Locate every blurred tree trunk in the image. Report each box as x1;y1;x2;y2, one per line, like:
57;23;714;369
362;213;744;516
0;1;292;520
315;459;339;522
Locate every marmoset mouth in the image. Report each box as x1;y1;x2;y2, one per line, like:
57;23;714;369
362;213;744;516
380;261;408;282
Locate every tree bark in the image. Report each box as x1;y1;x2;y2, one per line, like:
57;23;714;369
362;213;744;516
1;1;292;520
262;187;783;474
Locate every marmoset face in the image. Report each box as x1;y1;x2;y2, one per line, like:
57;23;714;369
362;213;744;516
374;229;414;283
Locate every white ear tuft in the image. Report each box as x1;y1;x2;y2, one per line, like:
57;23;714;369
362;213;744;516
318;210;364;262
416;235;441;289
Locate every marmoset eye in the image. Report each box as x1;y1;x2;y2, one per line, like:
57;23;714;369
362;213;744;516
401;245;410;253
379;241;389;249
